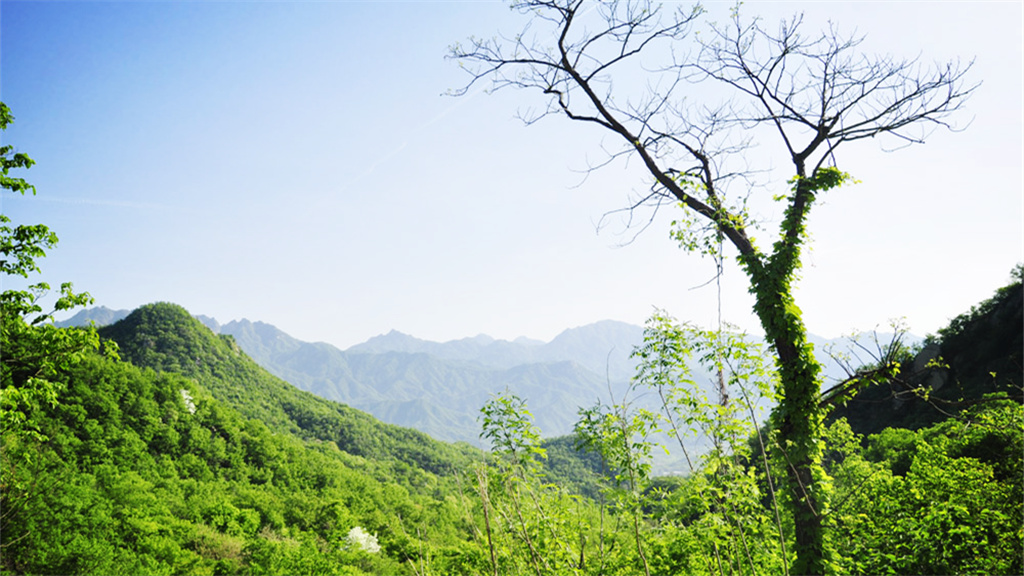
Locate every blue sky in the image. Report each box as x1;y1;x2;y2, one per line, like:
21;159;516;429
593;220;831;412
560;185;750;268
2;1;1021;348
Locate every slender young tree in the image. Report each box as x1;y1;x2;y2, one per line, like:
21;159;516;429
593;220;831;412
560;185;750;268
1;102;99;436
450;3;974;573
0;103;103;560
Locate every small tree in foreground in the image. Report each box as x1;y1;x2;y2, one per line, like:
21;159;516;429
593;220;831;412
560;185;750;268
0;103;107;563
451;3;974;573
0;102;102;439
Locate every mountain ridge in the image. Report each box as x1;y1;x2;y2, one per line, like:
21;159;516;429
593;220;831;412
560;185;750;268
344;319;642;380
63;306;921;446
62;309;644;444
59;307;640;374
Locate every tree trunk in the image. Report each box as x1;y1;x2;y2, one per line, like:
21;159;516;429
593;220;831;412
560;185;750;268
747;272;831;575
738;169;831;572
773;336;829;575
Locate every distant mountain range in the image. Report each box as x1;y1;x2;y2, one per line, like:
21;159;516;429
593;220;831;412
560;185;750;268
55;305;130;328
60;308;644;444
347;320;643;381
58;306;919;448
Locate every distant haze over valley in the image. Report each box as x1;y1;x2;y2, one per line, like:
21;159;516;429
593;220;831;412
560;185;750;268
60;305;919;451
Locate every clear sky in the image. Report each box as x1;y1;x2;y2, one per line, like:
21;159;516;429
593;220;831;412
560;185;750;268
2;1;1021;349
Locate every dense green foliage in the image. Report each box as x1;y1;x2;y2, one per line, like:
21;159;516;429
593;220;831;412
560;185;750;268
537;435;605;499
7;334;1017;575
469;346;1022;576
3;263;1022;576
462;296;1022;575
0;103;102;446
830;400;1023;575
1;351;488;575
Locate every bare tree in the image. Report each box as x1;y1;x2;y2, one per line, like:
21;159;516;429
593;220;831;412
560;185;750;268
450;2;974;573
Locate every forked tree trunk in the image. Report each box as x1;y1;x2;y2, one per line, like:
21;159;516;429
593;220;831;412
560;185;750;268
730;169;836;574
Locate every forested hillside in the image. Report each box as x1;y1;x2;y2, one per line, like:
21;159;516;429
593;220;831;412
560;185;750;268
5;295;502;573
98;303;477;476
829;266;1023;435
2;351;482;574
5;293;1020;574
59;306;918;452
58;311;644;444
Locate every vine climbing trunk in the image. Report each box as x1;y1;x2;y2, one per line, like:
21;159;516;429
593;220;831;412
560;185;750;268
739;267;831;575
735;171;846;575
763;303;829;576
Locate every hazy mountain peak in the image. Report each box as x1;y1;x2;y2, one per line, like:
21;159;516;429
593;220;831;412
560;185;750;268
348;329;429;354
458;334;495;345
54;305;130;328
195;314;221;333
551;319;644;340
55;305;223;335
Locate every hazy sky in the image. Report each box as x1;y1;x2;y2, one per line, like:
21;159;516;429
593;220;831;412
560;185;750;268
2;1;1021;349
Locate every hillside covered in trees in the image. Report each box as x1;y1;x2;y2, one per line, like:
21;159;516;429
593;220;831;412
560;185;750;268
3;303;486;574
829;268;1023;436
